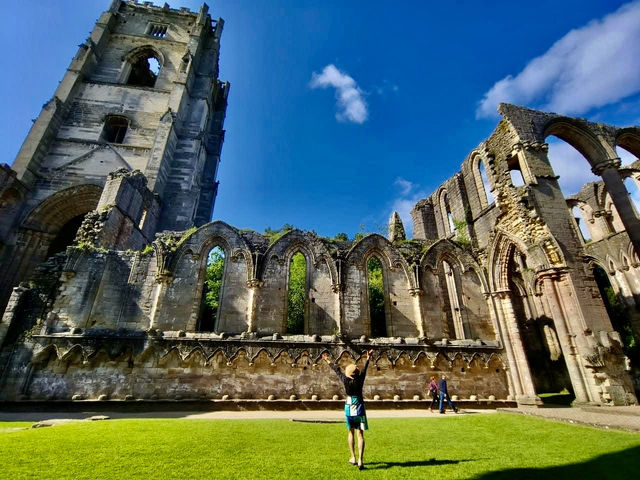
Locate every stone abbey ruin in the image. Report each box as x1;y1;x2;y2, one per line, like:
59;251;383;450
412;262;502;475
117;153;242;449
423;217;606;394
0;0;639;407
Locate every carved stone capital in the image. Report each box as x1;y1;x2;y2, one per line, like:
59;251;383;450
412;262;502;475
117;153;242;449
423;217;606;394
155;272;174;284
331;283;342;293
511;141;548;156
409;288;423;297
246;279;263;288
591;157;621;176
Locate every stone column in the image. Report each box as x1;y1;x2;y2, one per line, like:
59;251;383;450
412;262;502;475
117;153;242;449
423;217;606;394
490;292;523;397
539;272;593;403
409;288;426;337
492;291;540;405
246;280;262;333
593;158;640;254
332;283;343;335
148;273;172;331
500;292;540;403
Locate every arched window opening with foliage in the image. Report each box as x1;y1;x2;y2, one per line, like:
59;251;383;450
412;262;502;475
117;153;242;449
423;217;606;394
368;256;387;337
592;264;638;363
200;246;225;332
286;252;307;334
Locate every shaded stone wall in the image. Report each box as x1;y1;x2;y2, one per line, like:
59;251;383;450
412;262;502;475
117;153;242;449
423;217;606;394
2;338;508;403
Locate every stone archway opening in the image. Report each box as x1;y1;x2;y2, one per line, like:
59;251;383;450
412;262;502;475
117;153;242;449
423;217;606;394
592;264;637;358
46;213;87;258
367;255;387;337
286;252;307;335
198;245;226;332
506;246;574;404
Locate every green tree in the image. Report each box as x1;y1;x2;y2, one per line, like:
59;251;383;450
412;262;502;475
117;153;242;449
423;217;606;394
264;224;294;245
201;247;225;331
287;253;306;334
368;256;386;337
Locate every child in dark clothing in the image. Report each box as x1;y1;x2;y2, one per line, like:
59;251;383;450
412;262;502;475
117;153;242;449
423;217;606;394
323;349;374;470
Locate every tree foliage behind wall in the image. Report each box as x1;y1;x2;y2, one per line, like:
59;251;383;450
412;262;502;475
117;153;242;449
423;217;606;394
368;256;386;337
201;247;225;331
287;253;306;334
593;265;638;362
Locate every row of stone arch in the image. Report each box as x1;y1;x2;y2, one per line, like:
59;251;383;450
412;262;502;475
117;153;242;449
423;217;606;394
156;221;500;339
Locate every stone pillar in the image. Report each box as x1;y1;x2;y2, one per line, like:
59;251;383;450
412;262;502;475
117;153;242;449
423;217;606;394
148;273;172;331
0;284;30;349
409;288;426;337
539;272;594;404
593;158;640;255
491;291;541;405
332;283;343;335
246;280;262;333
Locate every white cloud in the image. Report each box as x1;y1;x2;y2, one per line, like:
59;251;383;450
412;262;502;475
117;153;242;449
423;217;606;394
477;1;640;118
390;177;428;237
310;64;368;123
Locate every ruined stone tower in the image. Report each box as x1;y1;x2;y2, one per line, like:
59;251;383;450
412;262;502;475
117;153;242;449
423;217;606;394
0;1;228;311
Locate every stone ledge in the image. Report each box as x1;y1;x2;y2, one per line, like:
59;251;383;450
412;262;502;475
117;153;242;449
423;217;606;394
0;399;517;413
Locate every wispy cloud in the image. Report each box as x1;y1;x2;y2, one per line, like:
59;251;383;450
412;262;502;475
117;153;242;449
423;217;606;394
310;64;368;123
390;177;428;237
476;1;640;118
374;80;399;96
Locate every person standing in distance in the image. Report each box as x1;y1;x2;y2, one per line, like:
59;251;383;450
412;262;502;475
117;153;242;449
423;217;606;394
439;374;458;414
322;349;374;470
427;375;439;412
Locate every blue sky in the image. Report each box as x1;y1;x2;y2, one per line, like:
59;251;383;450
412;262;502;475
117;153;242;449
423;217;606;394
1;0;640;238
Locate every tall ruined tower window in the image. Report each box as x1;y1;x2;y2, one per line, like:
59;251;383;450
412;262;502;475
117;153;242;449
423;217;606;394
126;53;161;88
572;206;591;242
286;252;307;334
367;256;387;337
199;246;226;332
147;23;168;38
478;160;494;206
440;192;455;235
101;116;129;144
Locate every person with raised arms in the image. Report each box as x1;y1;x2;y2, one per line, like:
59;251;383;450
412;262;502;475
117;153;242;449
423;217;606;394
322;349;374;470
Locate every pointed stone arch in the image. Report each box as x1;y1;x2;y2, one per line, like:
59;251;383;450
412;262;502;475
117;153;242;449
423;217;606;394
615;128;640;159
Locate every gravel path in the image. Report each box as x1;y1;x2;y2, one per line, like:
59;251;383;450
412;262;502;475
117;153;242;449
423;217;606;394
0;408;494;423
500;406;640;432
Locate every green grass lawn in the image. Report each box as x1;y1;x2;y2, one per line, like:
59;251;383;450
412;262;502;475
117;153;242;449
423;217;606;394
1;414;639;479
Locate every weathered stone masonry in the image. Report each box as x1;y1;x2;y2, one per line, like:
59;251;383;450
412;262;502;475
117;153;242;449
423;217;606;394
0;1;639;406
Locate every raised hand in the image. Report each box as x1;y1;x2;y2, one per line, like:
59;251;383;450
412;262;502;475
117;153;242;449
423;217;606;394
366;349;374;359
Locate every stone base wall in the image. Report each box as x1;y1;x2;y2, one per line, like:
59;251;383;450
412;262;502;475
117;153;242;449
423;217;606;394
0;337;510;403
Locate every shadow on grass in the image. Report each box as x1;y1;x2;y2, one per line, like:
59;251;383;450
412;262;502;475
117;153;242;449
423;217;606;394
367;458;476;469
476;445;640;480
